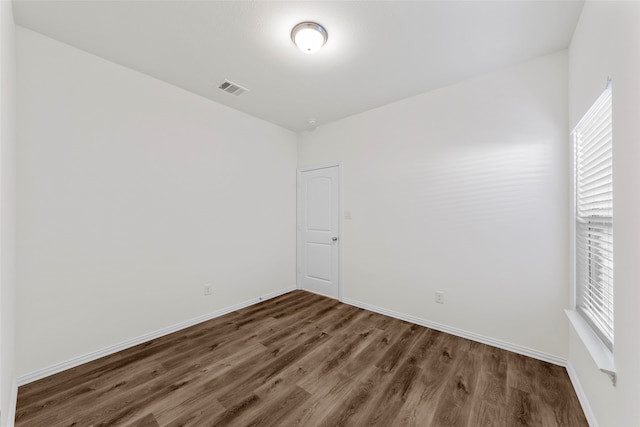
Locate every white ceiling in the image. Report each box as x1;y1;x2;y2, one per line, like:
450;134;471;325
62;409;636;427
13;0;584;132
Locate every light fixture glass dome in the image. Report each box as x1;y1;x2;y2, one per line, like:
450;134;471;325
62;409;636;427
291;22;328;54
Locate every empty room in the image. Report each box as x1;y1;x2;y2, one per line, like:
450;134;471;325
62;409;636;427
1;0;639;426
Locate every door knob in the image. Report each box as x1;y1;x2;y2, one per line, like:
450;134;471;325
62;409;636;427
332;236;338;242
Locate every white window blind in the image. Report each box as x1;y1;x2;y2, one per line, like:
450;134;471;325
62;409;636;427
573;86;613;351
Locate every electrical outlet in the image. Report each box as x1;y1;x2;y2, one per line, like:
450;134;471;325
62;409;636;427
204;284;213;296
435;291;445;304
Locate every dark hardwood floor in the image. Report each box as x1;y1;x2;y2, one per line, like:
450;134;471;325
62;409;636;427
15;290;588;426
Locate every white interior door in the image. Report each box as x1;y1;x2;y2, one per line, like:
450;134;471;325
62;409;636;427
298;165;341;299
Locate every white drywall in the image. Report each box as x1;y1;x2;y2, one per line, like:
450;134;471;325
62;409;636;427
299;51;570;359
16;27;297;376
568;1;640;425
0;0;18;424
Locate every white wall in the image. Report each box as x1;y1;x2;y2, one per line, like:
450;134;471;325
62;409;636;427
16;27;298;376
568;2;640;426
299;51;570;359
0;0;17;424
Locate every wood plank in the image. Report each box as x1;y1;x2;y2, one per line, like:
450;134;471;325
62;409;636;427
314;365;389;427
466;344;508;426
430;349;481;427
361;355;424;425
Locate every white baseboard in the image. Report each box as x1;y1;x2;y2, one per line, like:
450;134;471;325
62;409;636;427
5;379;17;427
16;285;295;387
566;360;599;427
342;297;566;366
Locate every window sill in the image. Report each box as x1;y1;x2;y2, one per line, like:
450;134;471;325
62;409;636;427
565;309;617;386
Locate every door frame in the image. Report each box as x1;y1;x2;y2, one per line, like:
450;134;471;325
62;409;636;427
296;162;343;301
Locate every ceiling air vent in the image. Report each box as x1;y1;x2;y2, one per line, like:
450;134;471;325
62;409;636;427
217;80;249;96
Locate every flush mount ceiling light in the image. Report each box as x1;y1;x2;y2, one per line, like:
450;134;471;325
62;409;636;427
291;22;328;54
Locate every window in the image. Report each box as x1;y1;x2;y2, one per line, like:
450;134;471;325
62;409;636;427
573;85;613;351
